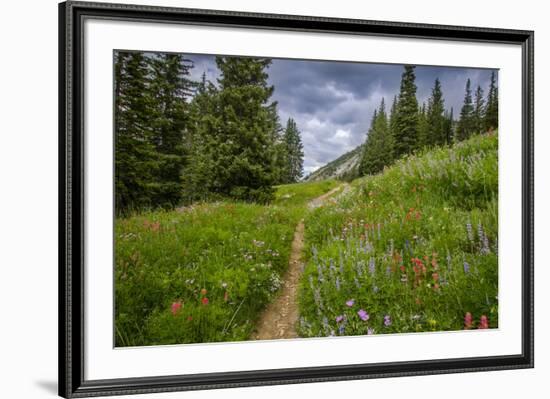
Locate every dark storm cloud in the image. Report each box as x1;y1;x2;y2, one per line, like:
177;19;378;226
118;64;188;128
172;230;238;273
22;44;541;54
184;53;496;175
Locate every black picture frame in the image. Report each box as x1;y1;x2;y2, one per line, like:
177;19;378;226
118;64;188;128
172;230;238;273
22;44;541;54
59;1;534;397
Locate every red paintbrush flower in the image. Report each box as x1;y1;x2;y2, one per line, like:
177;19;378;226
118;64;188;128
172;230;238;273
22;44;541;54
479;315;489;329
201;297;209;305
171;301;182;315
464;312;473;329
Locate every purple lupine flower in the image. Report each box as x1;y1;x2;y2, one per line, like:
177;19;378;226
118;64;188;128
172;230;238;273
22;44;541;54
335;276;341;291
463;261;470;274
357;309;369;321
338;325;346;335
336;315;345;323
367;328;375;335
384;315;392;327
346;299;355;307
369;257;376;275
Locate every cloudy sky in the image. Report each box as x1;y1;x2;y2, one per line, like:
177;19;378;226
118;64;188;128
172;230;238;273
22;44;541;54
186;53;497;175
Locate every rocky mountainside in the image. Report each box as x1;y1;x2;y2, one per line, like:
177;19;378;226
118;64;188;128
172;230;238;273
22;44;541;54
305;144;363;182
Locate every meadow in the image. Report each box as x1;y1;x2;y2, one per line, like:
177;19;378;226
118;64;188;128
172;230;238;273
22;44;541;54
115;179;337;346
115;133;498;346
298;133;498;337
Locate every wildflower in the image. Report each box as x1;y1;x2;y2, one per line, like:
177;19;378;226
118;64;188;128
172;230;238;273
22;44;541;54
335;277;341;291
479;315;489;329
373;285;379;293
466;220;474;242
369;257;376;275
384;315;392;327
200;288;207;295
357;309;369;321
346;299;355;307
221;282;227;289
171;301;182;315
336;315;345;323
367;328;375;335
463;261;471;274
464;312;473;329
201;297;209;305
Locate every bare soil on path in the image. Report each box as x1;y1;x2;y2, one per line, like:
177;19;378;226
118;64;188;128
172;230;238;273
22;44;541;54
252;184;348;340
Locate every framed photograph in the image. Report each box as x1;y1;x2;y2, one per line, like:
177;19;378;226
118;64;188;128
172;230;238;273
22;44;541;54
59;1;534;397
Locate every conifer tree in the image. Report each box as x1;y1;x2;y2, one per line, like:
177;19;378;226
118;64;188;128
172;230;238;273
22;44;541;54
212;56;278;203
484;71;498;131
443;107;454;145
360;98;393;175
149;53;195;207
426;78;446;146
456;79;475;141
417;103;429;148
473;85;485;134
114;51;158;215
282;118;304;183
393;66;419;158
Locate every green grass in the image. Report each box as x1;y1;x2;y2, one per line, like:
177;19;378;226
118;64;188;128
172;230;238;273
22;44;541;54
298;133;498;337
115;179;338;346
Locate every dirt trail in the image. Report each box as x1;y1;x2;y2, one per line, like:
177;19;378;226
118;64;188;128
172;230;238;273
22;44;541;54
252;184;348;340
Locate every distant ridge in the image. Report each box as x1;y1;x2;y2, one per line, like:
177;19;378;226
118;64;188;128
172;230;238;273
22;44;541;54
305;143;363;182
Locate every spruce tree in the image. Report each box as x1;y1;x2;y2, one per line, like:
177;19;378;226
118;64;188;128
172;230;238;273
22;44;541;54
484;71;498;131
282;118;304;183
212;56;278;203
417;103;429;148
456;79;475;141
473;85;485;134
393;66;419;158
360;99;393;175
114;51;158;215
149;53;195;207
443;107;454;145
426;78;446;146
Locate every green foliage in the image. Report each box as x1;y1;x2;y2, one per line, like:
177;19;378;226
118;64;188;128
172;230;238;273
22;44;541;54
359;99;393;175
426;78;447;146
298;133;498;337
114;52;159;214
456;79;475;141
473;85;485;135
279;118;304;183
484;71;498;131
392;66;419;157
115;180;338;346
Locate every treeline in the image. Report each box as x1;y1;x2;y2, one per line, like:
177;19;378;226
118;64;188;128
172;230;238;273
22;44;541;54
114;51;304;215
358;66;498;176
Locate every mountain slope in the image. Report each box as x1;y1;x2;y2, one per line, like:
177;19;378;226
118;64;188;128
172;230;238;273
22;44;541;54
305;144;363;182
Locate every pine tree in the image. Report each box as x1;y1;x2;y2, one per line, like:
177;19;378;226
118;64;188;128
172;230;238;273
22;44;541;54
149;53;195;207
393;66;419;158
443;107;454;145
426;78;446;146
417;103;429;148
183;75;220;203
114;51;158;215
212;56;278;203
360;98;393;175
282;118;304;183
456;79;475;141
484;71;498;131
473;85;485;134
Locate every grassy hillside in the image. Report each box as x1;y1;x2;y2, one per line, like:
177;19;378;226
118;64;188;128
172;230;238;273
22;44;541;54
115;179;338;346
298;133;498;337
305;144;363;182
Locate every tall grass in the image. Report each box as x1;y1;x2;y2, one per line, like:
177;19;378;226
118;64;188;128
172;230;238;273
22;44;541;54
115;180;338;346
298;133;498;337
